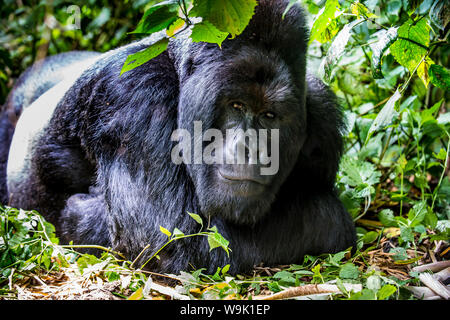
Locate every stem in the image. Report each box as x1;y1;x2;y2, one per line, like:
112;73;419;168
139;233;210;270
378;127;394;166
61;244;126;259
400;54;426;94
431;130;450;211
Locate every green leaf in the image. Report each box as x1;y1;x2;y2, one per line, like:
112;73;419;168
350;288;376;300
172;228;185;238
390;18;430;74
351;1;377;19
365;89;402;143
370;27;398;79
191;0;258;38
311;264;323;283
221;264;230;275
366;275;382;290
309;0;342;44
127;287;144;300
362;231;379;244
400;226;414;243
187;212;203;227
379;209;398;227
159;225;172;238
132;0;179;34
424;211;438;229
340;156;381;187
339;263;360;279
328;250;347;266
166;18;186;37
417;57;434;87
429;64;450;91
320;19;364;83
120;38;169;76
421;99;443;125
207;227;230;256
377;284;397;300
191;21;229;46
407;202;427;227
389;247;408;261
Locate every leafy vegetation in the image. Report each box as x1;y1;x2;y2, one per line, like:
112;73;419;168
1;0;449;300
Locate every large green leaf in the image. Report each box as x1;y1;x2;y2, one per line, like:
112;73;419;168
132;0;179;34
191;21;229;46
429;64;450;91
340;157;381;187
191;0;257;38
120;38;169;76
207;226;230;256
309;0;342;44
320;19;363;83
390;18;430;75
370;27;398;79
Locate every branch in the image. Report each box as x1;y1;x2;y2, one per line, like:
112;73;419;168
254;283;362;300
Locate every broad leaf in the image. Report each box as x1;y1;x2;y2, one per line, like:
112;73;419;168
377;284;397;300
390;18;430;75
166;18;186;37
120;38;169;76
417;57;434;87
407;202;427;227
191;21;229;46
351;1;377;19
159;225;172;238
191;0;257;38
339;263;360;279
379;209;397;227
187;212;203;227
320;19;363;83
132;1;179;34
429;64;450;91
370;27;398;79
309;0;342;44
365;89;402;143
207;226;230;256
340;156;381;187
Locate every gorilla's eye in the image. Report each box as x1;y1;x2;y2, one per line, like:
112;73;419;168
231;102;244;111
264;111;276;119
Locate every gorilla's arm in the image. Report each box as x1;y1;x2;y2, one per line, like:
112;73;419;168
297;74;345;191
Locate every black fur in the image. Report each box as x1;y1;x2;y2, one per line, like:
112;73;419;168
1;0;356;274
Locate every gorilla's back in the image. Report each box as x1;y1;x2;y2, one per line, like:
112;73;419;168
0;51;101;204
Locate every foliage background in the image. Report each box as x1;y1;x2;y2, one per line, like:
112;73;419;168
0;0;449;300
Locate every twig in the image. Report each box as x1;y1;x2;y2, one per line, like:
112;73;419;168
61;244;126;260
434;267;450;283
254;283;362;300
406;286;440;300
144;277;190;300
411;261;450;273
418;273;450;300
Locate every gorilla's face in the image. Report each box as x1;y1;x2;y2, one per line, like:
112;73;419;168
177;45;307;225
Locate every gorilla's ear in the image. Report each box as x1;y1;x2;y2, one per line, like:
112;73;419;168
297;75;345;190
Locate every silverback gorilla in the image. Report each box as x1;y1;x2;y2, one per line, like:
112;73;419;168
0;0;356;274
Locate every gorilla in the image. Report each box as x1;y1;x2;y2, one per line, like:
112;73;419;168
0;0;356;274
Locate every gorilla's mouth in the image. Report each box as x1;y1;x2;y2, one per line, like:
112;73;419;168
218;168;270;186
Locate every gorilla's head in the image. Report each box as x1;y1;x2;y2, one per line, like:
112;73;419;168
173;0;309;224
